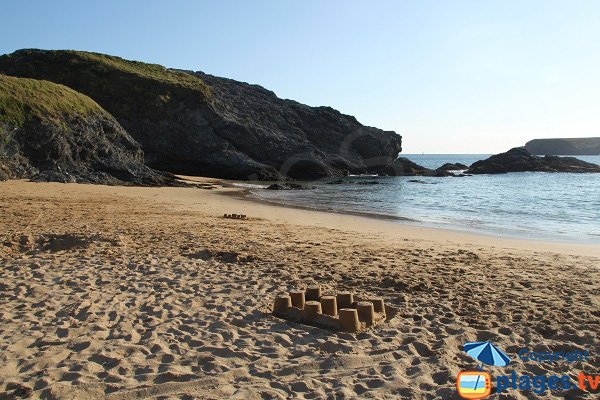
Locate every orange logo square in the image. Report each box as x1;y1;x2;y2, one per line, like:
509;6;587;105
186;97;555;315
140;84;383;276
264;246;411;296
456;371;491;399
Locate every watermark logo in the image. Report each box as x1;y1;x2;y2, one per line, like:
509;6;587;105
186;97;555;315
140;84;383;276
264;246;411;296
456;342;597;397
457;341;510;399
456;371;491;399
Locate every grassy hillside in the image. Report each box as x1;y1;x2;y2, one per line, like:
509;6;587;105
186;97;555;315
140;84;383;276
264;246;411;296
0;49;212;120
0;49;218;174
60;50;211;96
0;74;104;127
0;74;178;185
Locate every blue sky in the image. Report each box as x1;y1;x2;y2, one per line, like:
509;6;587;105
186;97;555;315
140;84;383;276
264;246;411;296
2;0;599;153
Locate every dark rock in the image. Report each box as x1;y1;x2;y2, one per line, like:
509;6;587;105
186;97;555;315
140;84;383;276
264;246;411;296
525;137;600;155
327;179;381;185
408;179;436;184
436;162;468;171
0;75;179;186
0;49;403;180
355;181;380;185
382;157;454;177
387;157;433;176
541;155;600;172
433;169;453;177
33;170;77;183
467;147;600;174
265;183;312;190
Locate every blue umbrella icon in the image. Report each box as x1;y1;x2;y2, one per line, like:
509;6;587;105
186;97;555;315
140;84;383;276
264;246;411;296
463;341;510;394
464;341;511;368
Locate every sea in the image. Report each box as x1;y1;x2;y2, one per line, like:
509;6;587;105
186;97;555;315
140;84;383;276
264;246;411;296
242;155;600;244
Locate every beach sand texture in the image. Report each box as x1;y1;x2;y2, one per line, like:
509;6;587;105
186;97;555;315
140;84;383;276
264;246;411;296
0;180;598;399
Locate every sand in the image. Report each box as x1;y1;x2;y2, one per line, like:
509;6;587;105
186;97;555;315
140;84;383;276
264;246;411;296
0;179;598;399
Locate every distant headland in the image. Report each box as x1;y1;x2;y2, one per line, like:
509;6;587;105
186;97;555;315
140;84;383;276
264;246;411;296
525;137;600;156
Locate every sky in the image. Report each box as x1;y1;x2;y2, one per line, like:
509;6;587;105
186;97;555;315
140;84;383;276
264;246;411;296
2;0;599;153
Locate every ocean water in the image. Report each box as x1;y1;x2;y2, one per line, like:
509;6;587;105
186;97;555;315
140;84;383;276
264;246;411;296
246;154;600;243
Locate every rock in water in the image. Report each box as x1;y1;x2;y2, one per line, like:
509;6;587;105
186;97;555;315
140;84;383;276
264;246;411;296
436;162;468;171
467;147;600;174
382;157;452;176
265;183;312;190
0;75;177;185
0;49;402;180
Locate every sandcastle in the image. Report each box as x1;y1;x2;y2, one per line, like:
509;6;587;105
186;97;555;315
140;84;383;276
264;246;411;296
272;285;394;333
223;213;247;220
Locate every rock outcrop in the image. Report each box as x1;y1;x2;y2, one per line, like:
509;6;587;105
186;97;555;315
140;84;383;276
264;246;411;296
436;162;468;171
265;183;312;190
525;137;600;156
467;147;600;174
382;158;452;176
0;74;177;185
0;49;402;180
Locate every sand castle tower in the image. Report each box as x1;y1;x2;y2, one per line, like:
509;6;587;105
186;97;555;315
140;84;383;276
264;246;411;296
272;284;390;333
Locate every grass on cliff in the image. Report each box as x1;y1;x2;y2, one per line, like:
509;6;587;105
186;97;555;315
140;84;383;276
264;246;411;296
0;74;104;127
0;49;212;122
68;51;211;97
1;49;211;99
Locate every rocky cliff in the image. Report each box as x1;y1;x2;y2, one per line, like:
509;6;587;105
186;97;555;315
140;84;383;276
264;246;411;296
0;49;402;180
525;137;600;156
0;74;176;185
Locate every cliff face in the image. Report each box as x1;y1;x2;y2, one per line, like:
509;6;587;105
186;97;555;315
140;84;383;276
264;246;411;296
0;49;402;180
0;75;176;185
525;138;600;155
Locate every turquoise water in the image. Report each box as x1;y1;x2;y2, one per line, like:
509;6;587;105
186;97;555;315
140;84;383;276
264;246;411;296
247;155;600;243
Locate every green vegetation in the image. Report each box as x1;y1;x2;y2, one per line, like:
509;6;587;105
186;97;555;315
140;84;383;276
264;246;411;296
0;50;212;124
63;51;211;97
0;74;104;127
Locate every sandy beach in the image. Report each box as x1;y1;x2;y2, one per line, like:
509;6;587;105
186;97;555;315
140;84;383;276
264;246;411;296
0;179;598;399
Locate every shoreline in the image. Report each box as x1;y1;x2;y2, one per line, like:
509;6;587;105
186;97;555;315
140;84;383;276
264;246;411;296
209;180;600;256
220;186;417;222
227;184;600;247
1;177;598;256
174;176;600;257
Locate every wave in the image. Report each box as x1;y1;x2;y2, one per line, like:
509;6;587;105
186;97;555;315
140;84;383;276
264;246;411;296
230;182;269;189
